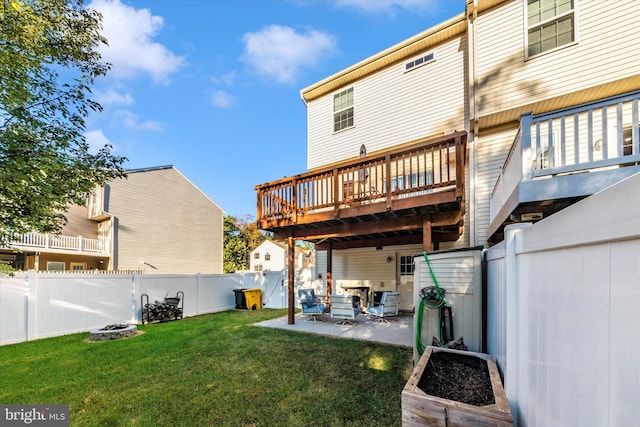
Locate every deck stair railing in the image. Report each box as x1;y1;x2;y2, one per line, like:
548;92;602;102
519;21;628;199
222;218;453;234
491;91;640;221
256;133;466;224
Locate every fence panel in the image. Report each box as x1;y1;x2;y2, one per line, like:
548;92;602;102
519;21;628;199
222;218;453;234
32;273;134;340
0;268;315;346
486;172;640;426
0;274;29;345
136;274;199;321
197;274;242;314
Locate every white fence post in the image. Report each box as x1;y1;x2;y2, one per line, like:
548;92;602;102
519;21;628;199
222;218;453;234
26;270;37;341
504;223;530;426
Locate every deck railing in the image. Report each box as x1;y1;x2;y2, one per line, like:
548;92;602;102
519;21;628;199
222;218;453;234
9;232;110;254
256;133;466;224
491;91;640;221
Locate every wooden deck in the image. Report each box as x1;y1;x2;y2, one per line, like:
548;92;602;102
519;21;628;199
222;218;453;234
255;132;467;250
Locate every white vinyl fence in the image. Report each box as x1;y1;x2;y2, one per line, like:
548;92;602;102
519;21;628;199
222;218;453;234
486;173;640;427
0;269;314;346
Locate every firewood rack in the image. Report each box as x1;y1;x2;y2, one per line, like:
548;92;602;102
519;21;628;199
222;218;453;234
141;291;184;324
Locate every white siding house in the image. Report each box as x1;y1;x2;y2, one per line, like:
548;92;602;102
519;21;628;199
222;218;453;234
249;240;287;272
4;165;225;274
255;2;640;424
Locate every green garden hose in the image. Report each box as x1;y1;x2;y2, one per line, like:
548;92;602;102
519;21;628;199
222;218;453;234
415;251;447;355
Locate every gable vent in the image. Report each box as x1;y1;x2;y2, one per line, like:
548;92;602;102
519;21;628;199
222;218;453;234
405;52;435;71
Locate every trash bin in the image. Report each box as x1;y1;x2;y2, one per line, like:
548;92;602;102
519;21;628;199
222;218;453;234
233;289;247;309
243;288;262;310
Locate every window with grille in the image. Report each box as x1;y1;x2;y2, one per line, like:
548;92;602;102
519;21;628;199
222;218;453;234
333;87;354;132
265;253;271;261
254;252;260;259
527;0;575;58
400;255;415;278
623;126;639;156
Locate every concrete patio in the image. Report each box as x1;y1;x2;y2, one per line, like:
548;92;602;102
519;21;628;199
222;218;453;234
255;312;414;348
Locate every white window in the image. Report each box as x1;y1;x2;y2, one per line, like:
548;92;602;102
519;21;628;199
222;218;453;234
47;261;65;271
623;126;639;156
70;262;87;271
399;255;415;283
527;0;575;58
405;52;435;71
333;87;354;132
265;253;271;261
254;252;260;260
254;264;263;272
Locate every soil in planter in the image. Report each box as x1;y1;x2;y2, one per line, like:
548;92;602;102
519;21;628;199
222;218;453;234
417;352;495;406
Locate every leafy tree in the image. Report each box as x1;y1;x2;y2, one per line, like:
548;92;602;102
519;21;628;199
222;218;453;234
223;215;271;273
0;0;126;248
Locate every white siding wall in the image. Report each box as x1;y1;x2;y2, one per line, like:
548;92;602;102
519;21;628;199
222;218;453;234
332;244;422;294
307;36;467;169
414;249;483;359
476;0;640;117
475;127;518;246
108;167;224;274
250;241;286;272
60;205;99;239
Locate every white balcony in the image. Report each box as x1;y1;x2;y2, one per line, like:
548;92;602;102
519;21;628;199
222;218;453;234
488;91;640;243
9;232;110;256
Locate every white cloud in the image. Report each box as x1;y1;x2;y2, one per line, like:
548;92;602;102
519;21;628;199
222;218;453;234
84;129;116;153
211;71;237;87
89;0;184;83
334;0;439;14
94;88;134;106
242;25;336;84
211;90;236;108
112;110;163;131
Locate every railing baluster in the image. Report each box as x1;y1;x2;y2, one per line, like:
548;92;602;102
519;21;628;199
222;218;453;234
546;118;554;169
633;99;639;155
587;109;594;162
573;112;580;164
617;102;625;156
560;116;566;166
601;106;608;160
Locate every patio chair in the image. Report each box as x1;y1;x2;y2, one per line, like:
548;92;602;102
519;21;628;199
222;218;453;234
330;293;361;326
367;291;400;323
298;288;328;322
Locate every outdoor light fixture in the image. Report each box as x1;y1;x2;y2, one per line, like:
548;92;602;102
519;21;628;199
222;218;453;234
387;256;393;263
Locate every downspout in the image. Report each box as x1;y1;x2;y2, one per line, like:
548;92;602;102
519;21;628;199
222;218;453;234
467;0;479;247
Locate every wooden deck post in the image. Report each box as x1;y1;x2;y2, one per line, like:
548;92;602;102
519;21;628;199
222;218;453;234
326;242;333;306
287;236;295;324
423;217;432;252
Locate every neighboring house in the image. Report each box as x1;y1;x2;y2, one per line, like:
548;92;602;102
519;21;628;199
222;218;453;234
249;240;315;272
255;0;640;309
4;165;224;274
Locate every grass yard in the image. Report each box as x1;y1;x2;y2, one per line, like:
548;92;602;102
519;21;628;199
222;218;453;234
0;309;413;426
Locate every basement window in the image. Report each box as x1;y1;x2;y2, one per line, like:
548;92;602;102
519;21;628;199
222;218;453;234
405;52;435;71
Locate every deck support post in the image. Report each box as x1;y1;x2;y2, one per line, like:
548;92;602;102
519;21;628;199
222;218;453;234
423;217;432;252
326;242;333;306
287;236;295;324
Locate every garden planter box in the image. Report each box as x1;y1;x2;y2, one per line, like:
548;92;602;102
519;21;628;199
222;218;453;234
402;346;513;426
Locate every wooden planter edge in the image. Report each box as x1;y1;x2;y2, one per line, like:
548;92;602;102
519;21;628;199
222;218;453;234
402;346;513;427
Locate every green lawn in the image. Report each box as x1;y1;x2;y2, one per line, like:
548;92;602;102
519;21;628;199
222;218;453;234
0;309;413;426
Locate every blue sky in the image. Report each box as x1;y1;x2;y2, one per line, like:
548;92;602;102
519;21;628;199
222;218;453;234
85;0;465;218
